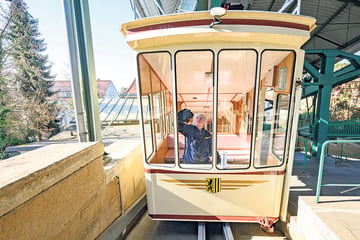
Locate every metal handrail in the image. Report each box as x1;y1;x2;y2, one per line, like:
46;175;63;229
340;137;360;161
315;139;360;203
327;119;360;137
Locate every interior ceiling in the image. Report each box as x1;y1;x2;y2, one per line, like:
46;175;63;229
143;49;290;116
135;0;360;68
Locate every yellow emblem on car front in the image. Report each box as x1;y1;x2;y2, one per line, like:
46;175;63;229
206;178;221;193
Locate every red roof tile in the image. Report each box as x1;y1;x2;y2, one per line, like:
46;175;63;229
52;80;113;98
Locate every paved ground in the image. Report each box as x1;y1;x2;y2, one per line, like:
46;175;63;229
288;150;360;240
4;125;142;154
289;151;360;216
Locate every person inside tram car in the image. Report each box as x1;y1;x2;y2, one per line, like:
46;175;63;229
178;109;219;164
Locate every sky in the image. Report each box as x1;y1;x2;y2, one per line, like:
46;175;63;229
24;0;136;92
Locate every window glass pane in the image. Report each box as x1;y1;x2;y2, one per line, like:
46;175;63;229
153;93;162;146
161;91;167;136
254;50;294;167
138;52;173;166
217;50;257;169
127;98;139;122
141;96;153;159
176;50;213;169
116;98;133;122
273;94;290;160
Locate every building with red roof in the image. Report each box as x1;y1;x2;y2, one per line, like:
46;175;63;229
52;80;120;127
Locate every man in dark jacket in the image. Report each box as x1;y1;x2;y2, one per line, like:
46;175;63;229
178;109;213;164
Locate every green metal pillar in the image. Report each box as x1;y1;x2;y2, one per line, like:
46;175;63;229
313;86;332;158
313;52;335;159
196;0;222;10
303;49;360;159
210;0;222;9
303;50;335;159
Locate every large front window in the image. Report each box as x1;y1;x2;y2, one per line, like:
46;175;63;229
176;50;214;169
216;50;257;169
137;49;295;169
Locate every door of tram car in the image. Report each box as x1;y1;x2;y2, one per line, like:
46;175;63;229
138;49;295;171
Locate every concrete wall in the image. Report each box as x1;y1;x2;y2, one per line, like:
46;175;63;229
0;141;145;240
105;144;146;210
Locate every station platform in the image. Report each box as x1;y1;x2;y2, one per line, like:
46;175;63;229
288;151;360;240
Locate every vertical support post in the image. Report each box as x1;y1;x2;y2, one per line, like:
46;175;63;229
63;0;88;142
65;0;102;142
79;0;102;141
197;0;208;11
312;52;335;159
313;85;332;158
210;0;222;9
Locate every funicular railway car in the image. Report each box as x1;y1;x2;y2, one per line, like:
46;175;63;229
121;9;315;232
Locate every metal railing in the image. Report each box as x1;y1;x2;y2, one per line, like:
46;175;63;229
295;138;309;173
315;139;360;203
327;119;360;137
326;136;360;162
297;119;360;139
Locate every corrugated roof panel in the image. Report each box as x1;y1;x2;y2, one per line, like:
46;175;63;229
100;98;122;122
136;0;160;18
117;98;135;121
314;1;346;24
126;98;139;121
133;0;360;57
160;0;181;14
247;0;273;11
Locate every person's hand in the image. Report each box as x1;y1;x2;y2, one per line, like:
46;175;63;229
178;109;193;123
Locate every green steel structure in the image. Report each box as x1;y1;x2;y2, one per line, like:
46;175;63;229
302;49;360;159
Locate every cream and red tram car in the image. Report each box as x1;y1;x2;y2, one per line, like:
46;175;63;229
121;10;315;230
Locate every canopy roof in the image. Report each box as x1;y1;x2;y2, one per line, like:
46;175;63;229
133;0;360;67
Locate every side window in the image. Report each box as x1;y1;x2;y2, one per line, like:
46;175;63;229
254;50;294;167
138;52;173;165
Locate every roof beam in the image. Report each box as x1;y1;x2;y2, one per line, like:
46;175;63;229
310;2;348;38
303;49;360;98
316;35;343;48
302;85;319;98
335;0;360;7
338;34;360;51
267;0;276;11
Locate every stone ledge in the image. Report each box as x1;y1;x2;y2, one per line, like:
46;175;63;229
0;142;103;217
297;196;360;240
